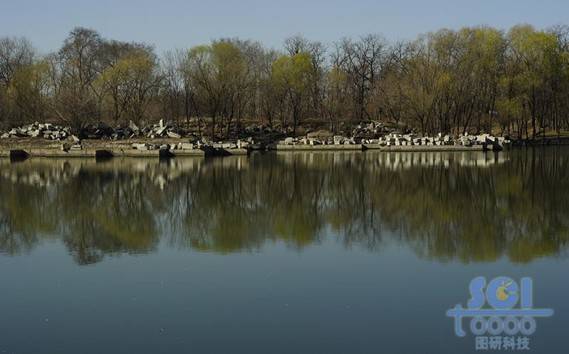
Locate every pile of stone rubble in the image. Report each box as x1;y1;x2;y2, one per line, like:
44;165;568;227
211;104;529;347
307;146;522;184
0;120;187;141
140;120;183;139
280;129;357;146
280;131;510;149
211;139;251;150
362;133;509;148
280;135;357;146
0;120;511;152
0;122;72;140
79;120;185;140
131;141;198;151
351;121;392;139
130;138;251;152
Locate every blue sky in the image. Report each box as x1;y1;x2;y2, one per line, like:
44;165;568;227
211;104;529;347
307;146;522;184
1;0;568;54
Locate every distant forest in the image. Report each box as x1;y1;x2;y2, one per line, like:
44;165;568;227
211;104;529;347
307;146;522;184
1;24;569;138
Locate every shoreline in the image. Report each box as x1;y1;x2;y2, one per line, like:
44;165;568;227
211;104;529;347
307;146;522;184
0;138;499;159
2;136;568;160
0;138;247;159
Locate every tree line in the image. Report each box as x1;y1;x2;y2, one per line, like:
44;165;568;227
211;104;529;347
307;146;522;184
2;24;569;138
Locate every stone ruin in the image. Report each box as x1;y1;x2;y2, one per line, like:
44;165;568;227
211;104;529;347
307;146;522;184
360;133;509;149
280;131;510;150
0;119;186;141
0;122;71;140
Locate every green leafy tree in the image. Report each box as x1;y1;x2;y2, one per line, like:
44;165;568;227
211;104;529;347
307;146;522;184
97;50;161;124
185;41;249;138
271;52;313;135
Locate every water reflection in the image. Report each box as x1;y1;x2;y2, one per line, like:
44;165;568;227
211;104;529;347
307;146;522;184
1;149;568;264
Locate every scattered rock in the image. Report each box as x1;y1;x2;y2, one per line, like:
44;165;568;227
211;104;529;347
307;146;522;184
236;140;249;149
333;135;344;145
0;121;510;151
278;131;509;149
1;122;70;140
178;142;194;150
352;121;391;139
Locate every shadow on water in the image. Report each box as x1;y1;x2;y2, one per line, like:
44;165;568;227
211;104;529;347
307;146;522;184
1;148;569;265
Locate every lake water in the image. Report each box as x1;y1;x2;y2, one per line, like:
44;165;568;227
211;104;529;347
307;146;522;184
0;149;568;354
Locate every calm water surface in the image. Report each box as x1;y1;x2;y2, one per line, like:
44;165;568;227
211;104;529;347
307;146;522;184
0;149;568;354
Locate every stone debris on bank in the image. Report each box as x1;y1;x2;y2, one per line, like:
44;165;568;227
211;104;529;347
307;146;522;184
128;138;251;152
361;133;510;149
0;119;188;141
1;122;71;140
278;132;510;151
0;122;254;157
281;135;357;146
1;120;511;154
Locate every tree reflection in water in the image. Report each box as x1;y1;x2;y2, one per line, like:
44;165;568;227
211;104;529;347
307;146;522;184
1;149;568;264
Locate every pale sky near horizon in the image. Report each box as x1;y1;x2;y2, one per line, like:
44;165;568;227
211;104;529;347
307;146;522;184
1;0;568;54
